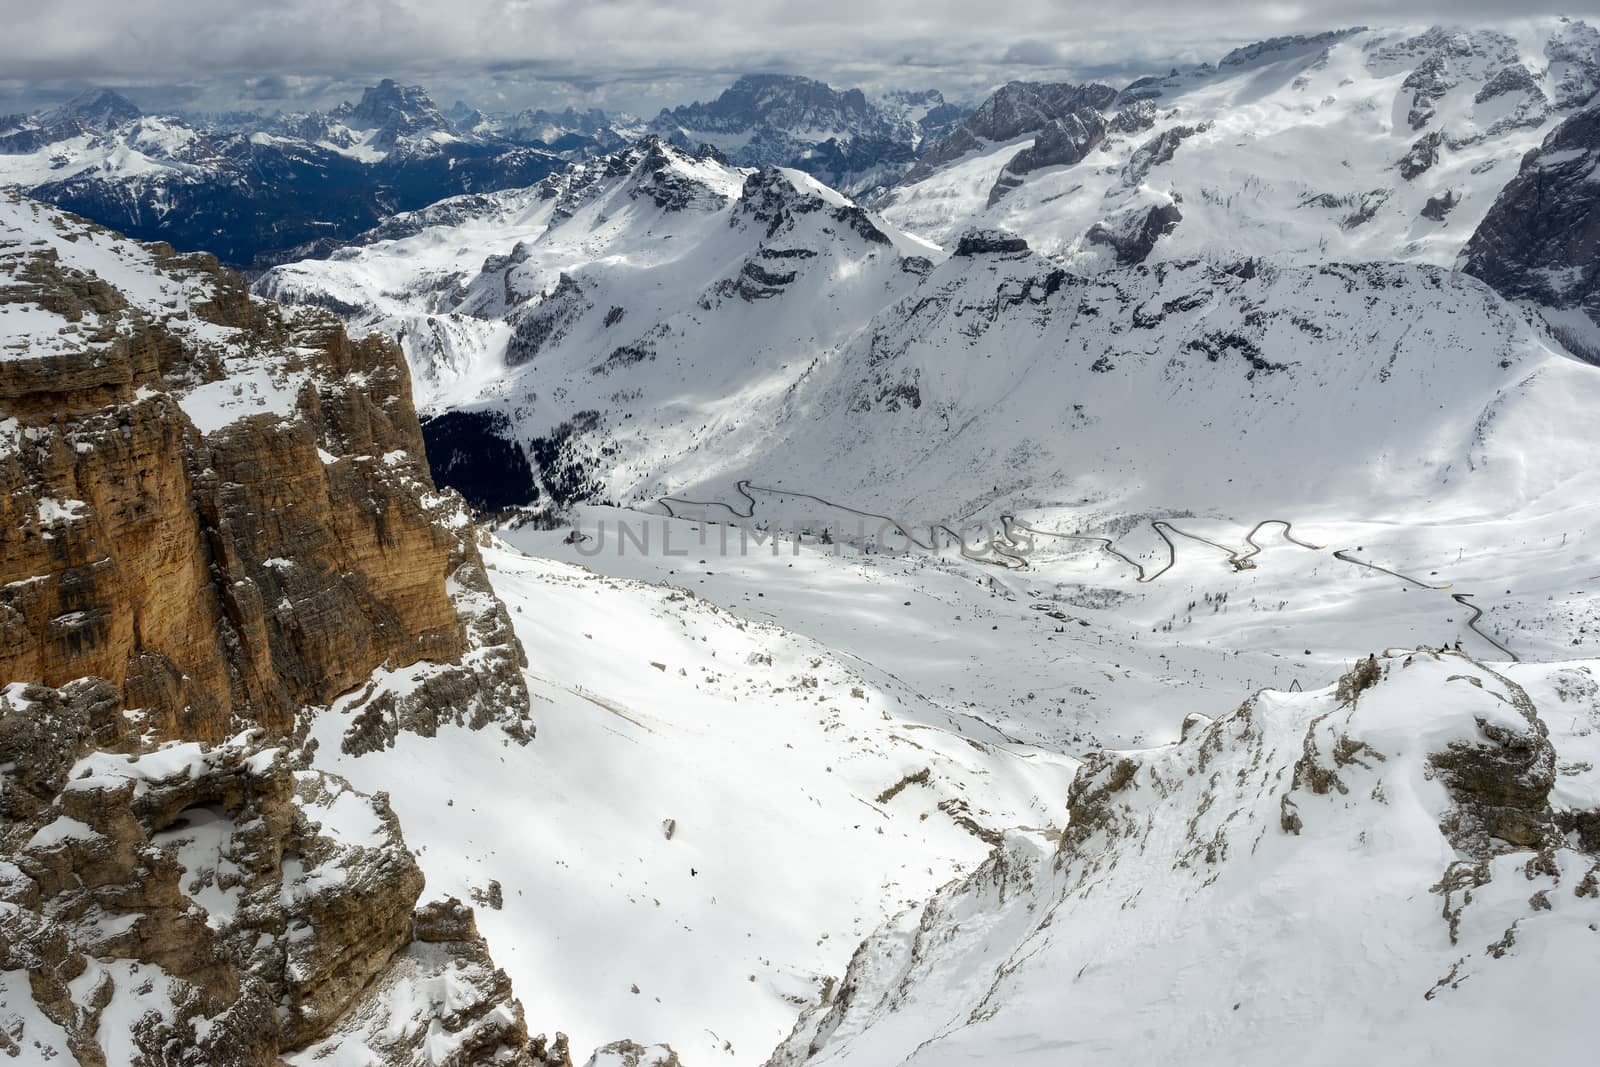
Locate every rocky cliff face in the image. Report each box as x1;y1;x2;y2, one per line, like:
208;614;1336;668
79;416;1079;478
0;699;549;1066
1462;100;1600;360
0;192;530;749
901;82;1118;184
986;110;1107;206
0;192;545;1064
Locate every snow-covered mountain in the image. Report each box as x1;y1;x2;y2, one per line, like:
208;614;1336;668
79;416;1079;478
882;20;1600;278
650;74;970;195
0;82;563;265
274;77;466;158
258;127;1600;530
251;39;1600;1051
254;135;946;507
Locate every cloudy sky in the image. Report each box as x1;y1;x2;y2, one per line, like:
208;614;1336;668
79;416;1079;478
0;0;1581;115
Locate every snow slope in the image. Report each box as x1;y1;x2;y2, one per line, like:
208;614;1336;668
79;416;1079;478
306;540;1076;1061
262;158;1600;529
295;489;1600;1062
258;127;1600;687
768;650;1600;1066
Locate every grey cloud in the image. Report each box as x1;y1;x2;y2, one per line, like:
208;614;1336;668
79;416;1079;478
1003;40;1067;66
0;1;1586;114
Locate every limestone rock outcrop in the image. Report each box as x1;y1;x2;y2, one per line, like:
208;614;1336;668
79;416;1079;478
0;191;531;748
0;193;541;1063
0;705;541;1065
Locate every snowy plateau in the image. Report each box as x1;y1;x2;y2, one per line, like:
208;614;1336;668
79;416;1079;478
4;15;1600;1067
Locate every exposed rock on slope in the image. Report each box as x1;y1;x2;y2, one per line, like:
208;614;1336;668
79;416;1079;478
769;653;1600;1065
0;192;530;750
297;895;555;1065
903;82;1117;184
986;110;1106;206
259;139;1600;527
882;20;1600;265
1462;101;1600;360
584;1040;685;1067
1084;197;1183;264
0;706;541;1065
253;139;936;511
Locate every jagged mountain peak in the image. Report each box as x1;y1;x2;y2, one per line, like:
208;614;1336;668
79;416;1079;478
36;86;142;130
1216;25;1367;68
735;164;894;246
648;73;960;196
337;77;457;139
532;134;742;221
659;73;877;132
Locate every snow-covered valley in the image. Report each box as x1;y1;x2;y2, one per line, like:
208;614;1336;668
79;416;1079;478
301;478;1600;1059
241;20;1600;1062
5;12;1600;1067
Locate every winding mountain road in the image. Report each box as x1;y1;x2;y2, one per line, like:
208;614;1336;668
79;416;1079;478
1331;549;1452;590
655;482;1519;661
1450;593;1520;661
660;480;1030;568
1003;516;1323;583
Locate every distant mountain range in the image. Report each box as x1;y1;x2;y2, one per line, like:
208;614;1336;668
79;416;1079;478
0;81;566;266
647;73;971;194
255;19;1600;517
8;21;1600;303
0;74;970;264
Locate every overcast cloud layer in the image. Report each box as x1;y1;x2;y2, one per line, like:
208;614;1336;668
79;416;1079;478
0;1;1587;114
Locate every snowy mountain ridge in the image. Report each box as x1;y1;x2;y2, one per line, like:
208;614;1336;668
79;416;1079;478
247;41;1600;1054
8;15;1600;1067
882;20;1600;275
258;127;1600;532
